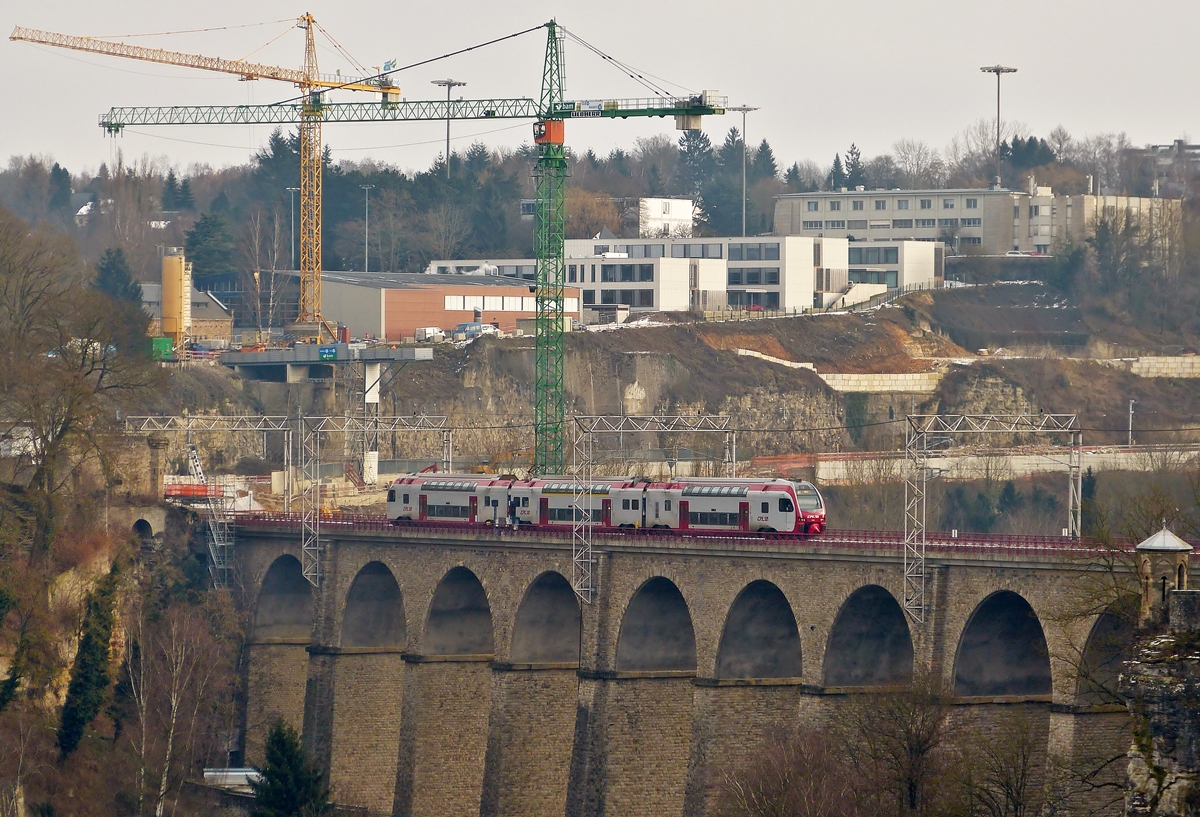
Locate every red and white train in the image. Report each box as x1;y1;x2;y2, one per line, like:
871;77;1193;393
386;474;826;535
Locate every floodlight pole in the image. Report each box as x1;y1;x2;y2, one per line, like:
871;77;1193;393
980;65;1017;181
432;79;467;178
360;185;374;273
286;187;299;270
728;106;759;237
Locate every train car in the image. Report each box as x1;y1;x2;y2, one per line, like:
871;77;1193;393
385;474;826;535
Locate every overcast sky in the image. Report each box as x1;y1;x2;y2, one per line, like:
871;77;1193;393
4;0;1199;178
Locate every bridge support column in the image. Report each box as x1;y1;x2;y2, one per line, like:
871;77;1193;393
683;680;808;816
479;664;578;817
320;648;405;814
566;673;695;817
392;656;493;817
244;640;311;765
1046;706;1131;814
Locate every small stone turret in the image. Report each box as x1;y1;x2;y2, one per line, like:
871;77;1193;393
1136;526;1192;627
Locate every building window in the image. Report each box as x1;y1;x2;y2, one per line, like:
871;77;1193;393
765;269;780;285
591;265;596;283
1014;205;1020;219
847;219;867;229
661;201;671;215
638;264;654;281
802;220;822;230
852;200;864;211
825;220;845;229
829;201;842;211
813;244;821;266
763;243;780;260
706;243;723;259
670;244;685;258
883;247;899;263
601;265;617;282
620;264;635;282
520;201;536;216
745;244;761;260
619;290;635;305
896;200;909;210
638;290;654;307
961;218;982;227
594;245;610;254
915;218;936;228
765;292;780;309
961;237;983;245
583;290;595;305
942;199;955;209
874;200;887;210
728;243;743;260
1029;205;1040;217
727;270;742;285
920;199;932;210
892;219;913;228
1035;244;1050;253
807;201;819;211
600;290;616;304
745;269;761;285
568;264;576;283
966;198;978;209
938;218;959;228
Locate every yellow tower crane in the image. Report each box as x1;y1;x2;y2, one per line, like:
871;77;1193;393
11;15;397;338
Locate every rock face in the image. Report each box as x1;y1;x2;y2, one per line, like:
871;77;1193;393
1123;627;1200;815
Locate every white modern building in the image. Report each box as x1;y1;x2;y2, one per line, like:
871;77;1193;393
775;182;1181;257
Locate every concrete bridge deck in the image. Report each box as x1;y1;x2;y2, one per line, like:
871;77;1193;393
231;514;1160;817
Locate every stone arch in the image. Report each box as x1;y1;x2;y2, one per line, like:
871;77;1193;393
254;555;313;640
616;576;696;672
954;590;1051;696
1075;595;1138;705
511;571;580;663
424;566;494;655
341;561;406;649
823;584;913;687
714;580;802;679
132;519;153;539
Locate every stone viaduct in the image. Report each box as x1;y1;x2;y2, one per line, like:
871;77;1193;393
234;519;1141;817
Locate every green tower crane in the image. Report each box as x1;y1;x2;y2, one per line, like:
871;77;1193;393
19;20;724;472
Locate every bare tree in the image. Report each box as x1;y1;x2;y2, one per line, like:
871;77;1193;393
717;729;861;817
423;203;470;260
892;140;943;188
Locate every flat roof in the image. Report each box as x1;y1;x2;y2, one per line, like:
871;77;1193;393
289;271;543;291
777;188;1021;199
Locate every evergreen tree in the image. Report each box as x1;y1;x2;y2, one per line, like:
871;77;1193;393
749;138;777;182
93;248;142;305
58;564;120;759
717;127;743;169
845;143;865;188
677;130;716;197
828;154;847;189
176;178;195;210
48;163;72;212
185;211;236;281
251;721;331;817
162;170;180;211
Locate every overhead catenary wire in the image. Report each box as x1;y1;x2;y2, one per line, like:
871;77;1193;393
557;26;691;99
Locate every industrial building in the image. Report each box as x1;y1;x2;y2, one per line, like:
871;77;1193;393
314;271;581;341
143;250;236;347
774;182;1182;257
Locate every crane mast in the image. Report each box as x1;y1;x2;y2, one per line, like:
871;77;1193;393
297;14;326;333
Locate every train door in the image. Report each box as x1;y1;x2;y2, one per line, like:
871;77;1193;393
539;497;549;525
678;500;689;530
601;498;612;527
469;495;478;523
418;494;428;521
738;502;750;532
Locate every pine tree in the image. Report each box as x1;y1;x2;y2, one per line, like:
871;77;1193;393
828;154;847;189
94;248;142;304
845;143;865;188
176;178;195;210
251;721;331;817
185;212;236;281
749;138;777;183
48;163;72;212
677;130;716;197
58;564;120;759
162;170;180;211
717;127;743;169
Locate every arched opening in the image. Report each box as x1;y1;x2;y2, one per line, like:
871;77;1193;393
341;561;406;648
254;555;313;640
425;566;493;655
715;580;802;679
511;572;581;663
615;577;696;672
954;591;1051;696
1076;596;1137;705
824;585;913;687
1179;563;1187;590
132;519;153;539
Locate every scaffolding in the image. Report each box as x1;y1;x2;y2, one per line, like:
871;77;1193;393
569;414;734;603
185;444;235;586
903;413;1081;622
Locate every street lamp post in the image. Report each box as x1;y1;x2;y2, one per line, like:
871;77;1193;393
360;185;375;273
432;79;467;179
1129;399;1137;447
728;106;759;237
286;187;299;270
980;65;1017;182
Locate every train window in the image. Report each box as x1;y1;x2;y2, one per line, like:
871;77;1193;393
779;497;794;513
621;499;630;510
403;493;409;504
387;490;396;502
522;497;529;507
631;499;639;510
761;502;769;513
664;499;672;511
